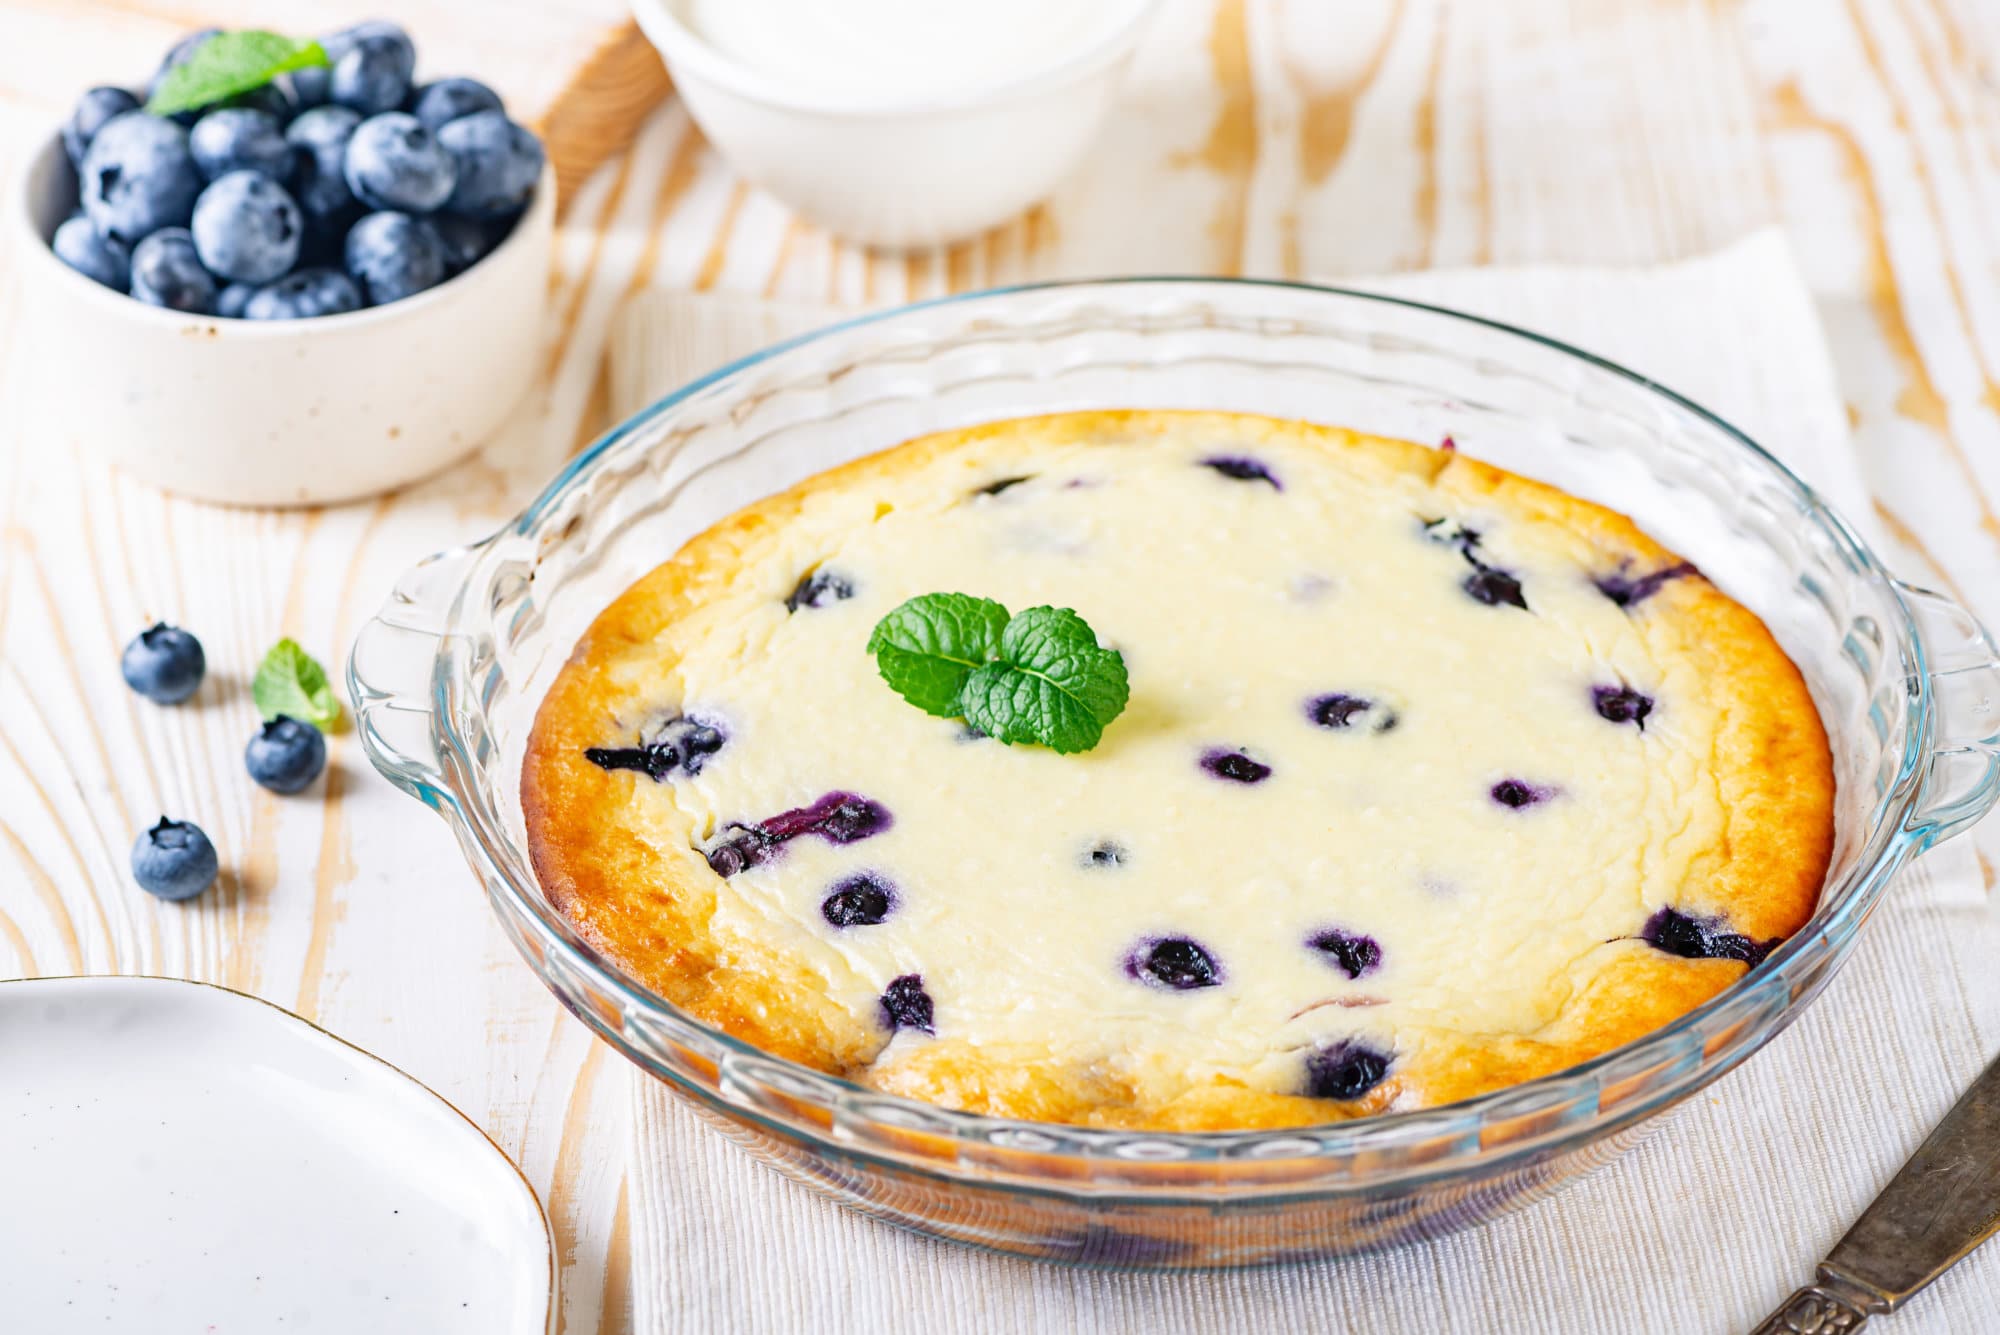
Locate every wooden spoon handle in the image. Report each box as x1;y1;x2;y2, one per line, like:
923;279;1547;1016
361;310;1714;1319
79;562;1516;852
533;18;676;215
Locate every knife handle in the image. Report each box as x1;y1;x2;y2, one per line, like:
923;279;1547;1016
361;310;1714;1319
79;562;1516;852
1748;1284;1872;1334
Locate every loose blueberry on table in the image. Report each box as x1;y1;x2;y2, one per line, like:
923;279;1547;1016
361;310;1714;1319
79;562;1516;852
130;817;219;902
47;22;546;318
121;622;206;704
245;715;327;794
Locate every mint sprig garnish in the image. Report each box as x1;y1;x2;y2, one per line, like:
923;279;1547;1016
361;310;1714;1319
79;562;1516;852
865;593;1008;718
251;637;342;730
867;595;1128;754
147;31;329;118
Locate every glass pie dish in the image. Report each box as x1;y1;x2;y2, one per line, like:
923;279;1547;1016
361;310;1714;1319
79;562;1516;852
350;279;2000;1267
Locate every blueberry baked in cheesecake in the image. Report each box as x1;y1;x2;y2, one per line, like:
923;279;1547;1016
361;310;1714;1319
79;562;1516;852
523;410;1833;1131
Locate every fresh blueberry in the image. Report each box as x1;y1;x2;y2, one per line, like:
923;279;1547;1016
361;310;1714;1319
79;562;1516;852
286;65;331;111
330;28;416;115
584;715;726;781
129;228;215;313
1126;936;1222;990
1306;693;1397;733
1200;455;1281;489
189;108;294;182
215;281;255;318
975;475;1033;497
705;792;892;877
344;210;447;305
1490;778;1553;810
430;212;492;274
243;268;361;320
63;87;141;169
1640;907;1778;967
344;112;456;212
191;171;302;283
1596;562;1696;608
120;622;205;703
1306;928;1383;979
821;874;894;928
1304;1040;1392;1100
285;105;363;225
1463;565;1528;609
880;974;935;1034
412;77;504;132
1593;685;1653;728
245;716;327;794
80;112;201;244
1200;749;1271;784
1081;840;1127;869
130;816;219;902
437;111;545;219
322;19;413;64
51;216;130;290
224;83;295;122
785;568;855;611
484;210;523;253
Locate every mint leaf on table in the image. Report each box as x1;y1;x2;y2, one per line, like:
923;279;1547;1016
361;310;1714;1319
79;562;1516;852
251;637;342;730
865;593;1009;718
147;31;329;117
958;607;1129;754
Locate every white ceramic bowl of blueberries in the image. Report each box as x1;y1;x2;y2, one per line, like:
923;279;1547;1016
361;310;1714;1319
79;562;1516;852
18;21;555;507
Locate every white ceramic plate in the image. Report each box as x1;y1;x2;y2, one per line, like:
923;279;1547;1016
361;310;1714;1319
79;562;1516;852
0;977;555;1332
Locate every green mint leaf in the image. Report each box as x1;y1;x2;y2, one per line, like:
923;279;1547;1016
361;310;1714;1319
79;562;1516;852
957;606;1128;754
147;31;329;117
866;593;1010;718
252;637;342;730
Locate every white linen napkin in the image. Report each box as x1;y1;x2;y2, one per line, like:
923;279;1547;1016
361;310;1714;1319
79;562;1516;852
610;232;1999;1334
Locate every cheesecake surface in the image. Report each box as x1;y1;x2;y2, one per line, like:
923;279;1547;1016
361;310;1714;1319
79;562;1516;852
523;410;1833;1130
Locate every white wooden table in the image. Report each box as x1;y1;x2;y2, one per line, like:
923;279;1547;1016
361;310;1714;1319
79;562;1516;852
3;2;1998;1330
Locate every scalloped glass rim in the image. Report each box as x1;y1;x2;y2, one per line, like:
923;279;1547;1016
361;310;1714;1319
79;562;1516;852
375;277;1957;1188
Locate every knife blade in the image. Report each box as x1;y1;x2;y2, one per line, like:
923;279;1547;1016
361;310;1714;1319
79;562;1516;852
1750;1051;2000;1333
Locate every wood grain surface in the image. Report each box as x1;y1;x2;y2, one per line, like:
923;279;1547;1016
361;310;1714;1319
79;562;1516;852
3;2;1999;1331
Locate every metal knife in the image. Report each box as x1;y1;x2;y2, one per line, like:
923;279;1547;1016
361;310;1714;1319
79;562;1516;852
1751;1052;2000;1333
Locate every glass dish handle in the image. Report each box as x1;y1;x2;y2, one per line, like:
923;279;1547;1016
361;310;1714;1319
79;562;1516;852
1897;580;2000;847
347;545;480;810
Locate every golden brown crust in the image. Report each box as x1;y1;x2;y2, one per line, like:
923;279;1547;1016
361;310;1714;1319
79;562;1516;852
523;410;1833;1130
